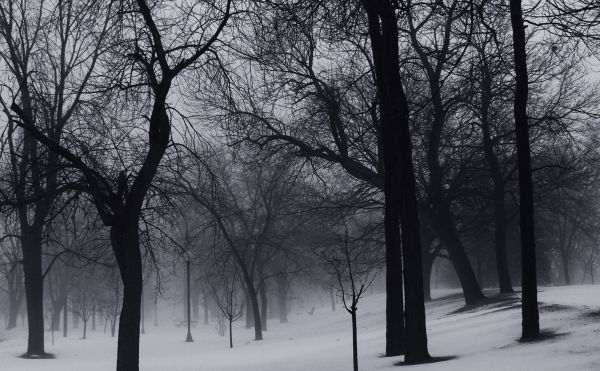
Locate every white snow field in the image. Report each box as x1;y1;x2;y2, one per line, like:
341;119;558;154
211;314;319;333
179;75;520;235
1;285;600;371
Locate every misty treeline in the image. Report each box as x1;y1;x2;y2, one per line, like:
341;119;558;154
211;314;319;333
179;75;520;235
1;0;600;369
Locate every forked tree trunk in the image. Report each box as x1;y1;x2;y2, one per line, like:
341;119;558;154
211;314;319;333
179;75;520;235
509;0;540;340
361;0;429;362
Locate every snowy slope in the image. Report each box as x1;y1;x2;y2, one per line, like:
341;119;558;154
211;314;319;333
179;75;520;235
1;285;599;371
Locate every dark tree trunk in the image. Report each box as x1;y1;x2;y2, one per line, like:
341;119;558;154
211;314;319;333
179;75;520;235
509;0;540;340
229;319;233;348
22;232;45;356
82;320;87;339
430;211;485;304
246;282;262;340
361;0;429;362
351;310;358;371
111;224;143;371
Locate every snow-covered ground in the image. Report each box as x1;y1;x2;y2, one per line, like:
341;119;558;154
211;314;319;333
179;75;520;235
1;285;599;370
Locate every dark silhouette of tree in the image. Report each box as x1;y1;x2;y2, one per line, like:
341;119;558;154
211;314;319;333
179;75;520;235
509;0;540;340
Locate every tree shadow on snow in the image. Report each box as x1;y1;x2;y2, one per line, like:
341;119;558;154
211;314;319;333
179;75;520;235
518;329;567;344
19;352;55;359
395;355;457;366
449;294;520;315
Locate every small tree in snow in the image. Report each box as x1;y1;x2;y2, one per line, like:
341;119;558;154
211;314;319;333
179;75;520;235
317;222;380;371
209;266;244;348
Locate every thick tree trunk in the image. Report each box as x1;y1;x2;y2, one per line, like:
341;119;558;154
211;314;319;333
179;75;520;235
22;232;45;356
111;224;143;371
509;0;540;340
431;211;485;304
361;0;430;362
246;283;262;340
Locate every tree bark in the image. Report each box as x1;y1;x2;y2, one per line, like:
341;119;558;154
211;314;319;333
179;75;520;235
22;231;45;356
509;0;540;340
111;224;143;371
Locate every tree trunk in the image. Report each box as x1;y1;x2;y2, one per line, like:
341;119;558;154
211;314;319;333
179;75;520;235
229;318;233;348
351;310;358;371
22;232;45;356
111;224;143;371
361;0;430;362
509;0;540;340
247;283;262;340
431;211;485;304
259;280;267;331
82;320;87;339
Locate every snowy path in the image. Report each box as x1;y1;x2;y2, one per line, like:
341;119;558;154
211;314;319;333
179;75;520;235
1;286;599;370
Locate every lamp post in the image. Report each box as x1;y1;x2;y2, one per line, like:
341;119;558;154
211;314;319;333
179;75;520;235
185;259;193;342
